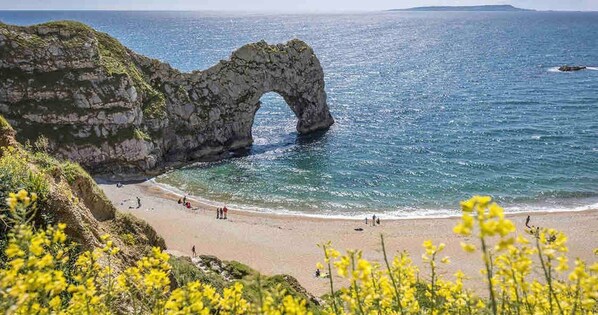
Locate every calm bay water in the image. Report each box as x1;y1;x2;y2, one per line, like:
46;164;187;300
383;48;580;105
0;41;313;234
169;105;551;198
2;11;598;217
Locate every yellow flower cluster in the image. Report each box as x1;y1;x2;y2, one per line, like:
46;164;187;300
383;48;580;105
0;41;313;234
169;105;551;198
317;196;598;314
0;191;313;315
2;191;597;314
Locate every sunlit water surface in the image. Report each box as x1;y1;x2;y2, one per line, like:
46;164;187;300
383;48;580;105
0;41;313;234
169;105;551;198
2;11;598;217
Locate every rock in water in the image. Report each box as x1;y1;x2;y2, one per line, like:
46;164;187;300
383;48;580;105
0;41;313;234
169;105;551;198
0;21;334;176
558;65;587;72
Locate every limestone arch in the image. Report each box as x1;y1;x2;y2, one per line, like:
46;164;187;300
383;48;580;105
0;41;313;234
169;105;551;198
194;39;335;148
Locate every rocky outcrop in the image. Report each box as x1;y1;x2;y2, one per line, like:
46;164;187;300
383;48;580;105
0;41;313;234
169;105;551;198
558;65;587;72
0;21;334;176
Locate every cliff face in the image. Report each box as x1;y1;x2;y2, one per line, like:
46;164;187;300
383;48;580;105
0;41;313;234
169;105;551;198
0;21;334;175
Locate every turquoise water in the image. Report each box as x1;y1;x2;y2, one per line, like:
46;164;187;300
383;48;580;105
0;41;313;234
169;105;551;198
2;11;598;217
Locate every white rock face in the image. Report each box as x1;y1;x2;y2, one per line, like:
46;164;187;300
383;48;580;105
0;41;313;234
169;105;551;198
0;21;334;175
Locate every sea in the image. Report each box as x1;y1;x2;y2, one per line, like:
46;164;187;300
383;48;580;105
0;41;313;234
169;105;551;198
2;10;598;218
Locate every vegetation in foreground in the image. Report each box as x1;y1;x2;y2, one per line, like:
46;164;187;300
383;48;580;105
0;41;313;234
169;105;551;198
2;189;597;314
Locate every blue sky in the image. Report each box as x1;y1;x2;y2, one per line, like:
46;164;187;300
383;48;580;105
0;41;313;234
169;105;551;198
0;0;597;12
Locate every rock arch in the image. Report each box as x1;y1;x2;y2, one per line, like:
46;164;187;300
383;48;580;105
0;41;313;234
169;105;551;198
177;40;334;147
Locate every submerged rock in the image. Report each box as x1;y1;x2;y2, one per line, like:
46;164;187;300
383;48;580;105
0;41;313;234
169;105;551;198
0;21;334;176
558;65;587;72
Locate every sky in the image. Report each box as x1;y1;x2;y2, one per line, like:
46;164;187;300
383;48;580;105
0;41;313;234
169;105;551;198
0;0;597;12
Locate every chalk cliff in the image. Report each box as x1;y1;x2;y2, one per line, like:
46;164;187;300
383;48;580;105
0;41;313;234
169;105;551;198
0;21;334;175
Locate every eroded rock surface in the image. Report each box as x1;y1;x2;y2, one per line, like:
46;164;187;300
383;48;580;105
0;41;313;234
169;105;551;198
0;21;334;175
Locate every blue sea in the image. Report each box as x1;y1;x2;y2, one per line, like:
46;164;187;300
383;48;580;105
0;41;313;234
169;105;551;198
2;11;598;217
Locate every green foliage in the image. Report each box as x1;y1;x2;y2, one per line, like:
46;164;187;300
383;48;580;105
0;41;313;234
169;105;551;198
113;212;166;251
0;147;50;208
133;128;151;141
170;256;227;293
61;161;91;185
33;135;50;153
37;20;93;33
240;274;320;311
95;31;167;119
142;91;167;119
0;115;12;131
120;232;137;246
226;260;257;279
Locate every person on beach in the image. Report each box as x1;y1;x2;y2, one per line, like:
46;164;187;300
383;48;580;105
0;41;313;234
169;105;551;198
376;217;381;226
186;202;191;209
525;215;531;228
136;197;141;209
219;208;223;219
178;198;182;205
192;245;196;258
365;217;368;225
216;208;220;219
183;195;187;205
315;269;321;278
223;206;228;219
116;182;123;188
372;215;376;226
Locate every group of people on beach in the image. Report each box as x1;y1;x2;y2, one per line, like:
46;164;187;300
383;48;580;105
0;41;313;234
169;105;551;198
365;214;381;226
216;206;228;220
177;194;228;219
177;195;193;209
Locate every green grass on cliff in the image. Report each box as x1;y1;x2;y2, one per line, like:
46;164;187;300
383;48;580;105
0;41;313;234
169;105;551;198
0;116;12;131
133;128;152;141
95;31;167;119
38;20;94;33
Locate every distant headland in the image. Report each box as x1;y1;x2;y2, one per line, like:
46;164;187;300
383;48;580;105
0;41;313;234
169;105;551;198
389;5;533;12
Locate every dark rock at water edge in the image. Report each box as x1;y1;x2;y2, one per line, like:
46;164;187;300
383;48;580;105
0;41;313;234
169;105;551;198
0;21;334;177
558;65;587;72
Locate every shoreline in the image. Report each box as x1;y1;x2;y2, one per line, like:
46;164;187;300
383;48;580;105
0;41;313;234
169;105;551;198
111;177;598;222
99;179;598;296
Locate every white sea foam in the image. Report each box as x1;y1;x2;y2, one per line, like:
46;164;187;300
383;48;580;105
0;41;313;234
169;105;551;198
148;178;598;221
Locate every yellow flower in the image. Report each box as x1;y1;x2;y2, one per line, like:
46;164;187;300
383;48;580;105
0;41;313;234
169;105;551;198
461;242;476;253
460;197;477;212
16;189;28;200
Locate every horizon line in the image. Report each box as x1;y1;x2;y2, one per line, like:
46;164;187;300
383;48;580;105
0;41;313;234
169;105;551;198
0;8;597;13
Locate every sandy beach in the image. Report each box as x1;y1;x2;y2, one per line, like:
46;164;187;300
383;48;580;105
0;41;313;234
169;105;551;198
99;180;598;296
